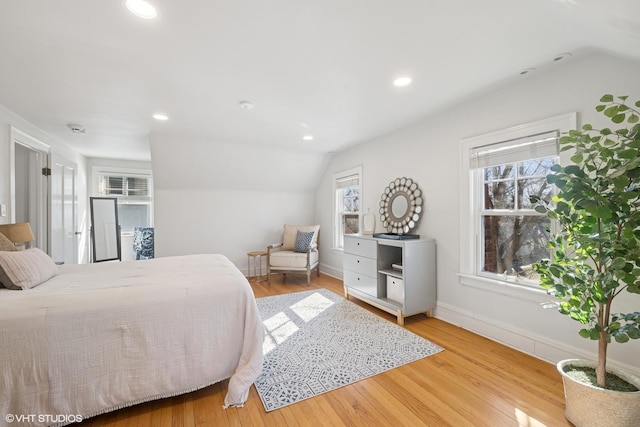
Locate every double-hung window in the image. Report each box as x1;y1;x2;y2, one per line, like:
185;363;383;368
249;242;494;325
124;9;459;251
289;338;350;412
334;167;361;249
94;168;154;234
459;113;575;292
473;132;557;284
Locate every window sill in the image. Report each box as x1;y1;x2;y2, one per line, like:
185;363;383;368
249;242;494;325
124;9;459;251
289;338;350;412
457;273;549;303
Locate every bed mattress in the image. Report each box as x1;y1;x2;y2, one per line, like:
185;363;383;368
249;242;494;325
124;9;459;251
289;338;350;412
0;254;263;426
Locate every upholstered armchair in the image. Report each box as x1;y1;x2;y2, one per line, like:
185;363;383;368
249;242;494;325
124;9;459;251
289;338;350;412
267;225;320;285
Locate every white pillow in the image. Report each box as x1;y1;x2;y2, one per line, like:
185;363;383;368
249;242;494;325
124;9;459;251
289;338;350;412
0;248;58;290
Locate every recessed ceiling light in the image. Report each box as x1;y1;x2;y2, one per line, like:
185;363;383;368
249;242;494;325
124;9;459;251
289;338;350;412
239;101;255;110
553;53;572;62
153;113;168;121
393;76;412;87
302;135;314;141
519;68;535;75
126;0;158;19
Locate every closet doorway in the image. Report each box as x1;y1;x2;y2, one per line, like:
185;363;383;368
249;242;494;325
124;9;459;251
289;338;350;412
10;126;79;263
10;126;49;251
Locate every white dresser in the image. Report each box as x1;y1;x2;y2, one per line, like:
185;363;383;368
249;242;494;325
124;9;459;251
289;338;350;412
343;234;436;325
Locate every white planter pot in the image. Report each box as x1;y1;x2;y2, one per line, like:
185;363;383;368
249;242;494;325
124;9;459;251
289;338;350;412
557;359;640;427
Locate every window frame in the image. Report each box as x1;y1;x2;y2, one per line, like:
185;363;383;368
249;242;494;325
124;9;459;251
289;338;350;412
458;113;576;298
333;166;362;250
92;166;154;235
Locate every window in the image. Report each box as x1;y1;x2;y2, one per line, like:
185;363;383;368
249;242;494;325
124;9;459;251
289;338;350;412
473;133;557;284
459;113;575;293
334;167;361;249
94;168;154;234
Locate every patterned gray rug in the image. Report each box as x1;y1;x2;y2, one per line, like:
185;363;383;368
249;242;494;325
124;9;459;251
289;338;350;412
254;288;444;411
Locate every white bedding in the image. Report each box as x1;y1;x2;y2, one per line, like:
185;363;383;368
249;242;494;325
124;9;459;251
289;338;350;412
0;254;264;426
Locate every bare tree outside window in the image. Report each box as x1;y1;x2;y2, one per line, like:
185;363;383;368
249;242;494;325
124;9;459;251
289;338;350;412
334;169;361;249
341;188;360;235
481;157;554;281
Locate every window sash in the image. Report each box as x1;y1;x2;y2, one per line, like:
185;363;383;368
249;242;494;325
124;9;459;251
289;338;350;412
339;213;360;235
473;149;558;288
475;156;556;287
477;213;552;285
333;168;361;249
336;189;360;238
481;159;556;212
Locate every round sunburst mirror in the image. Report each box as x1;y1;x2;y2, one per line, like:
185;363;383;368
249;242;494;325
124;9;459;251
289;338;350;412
378;177;423;234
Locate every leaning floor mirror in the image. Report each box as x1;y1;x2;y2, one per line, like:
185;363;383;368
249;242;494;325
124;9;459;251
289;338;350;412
90;197;121;262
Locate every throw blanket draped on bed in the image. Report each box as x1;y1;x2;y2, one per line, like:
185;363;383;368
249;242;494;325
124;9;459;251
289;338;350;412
0;254;263;427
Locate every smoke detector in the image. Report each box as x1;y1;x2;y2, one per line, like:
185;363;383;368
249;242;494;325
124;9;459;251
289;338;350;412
239;101;255;110
67;124;87;134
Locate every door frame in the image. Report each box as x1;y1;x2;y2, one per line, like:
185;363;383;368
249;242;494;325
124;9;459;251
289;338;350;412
9;126;50;251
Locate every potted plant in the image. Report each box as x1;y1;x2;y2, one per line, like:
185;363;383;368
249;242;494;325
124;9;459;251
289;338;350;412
531;94;640;427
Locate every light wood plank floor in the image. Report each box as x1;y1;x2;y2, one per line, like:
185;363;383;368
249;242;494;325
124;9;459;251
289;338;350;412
80;273;570;426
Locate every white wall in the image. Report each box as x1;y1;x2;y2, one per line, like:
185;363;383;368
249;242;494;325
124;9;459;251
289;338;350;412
154;189;315;275
0;103;88;261
316;51;640;373
150;135;329;274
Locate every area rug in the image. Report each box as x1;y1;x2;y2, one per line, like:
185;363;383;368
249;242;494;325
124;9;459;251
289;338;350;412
254;288;444;411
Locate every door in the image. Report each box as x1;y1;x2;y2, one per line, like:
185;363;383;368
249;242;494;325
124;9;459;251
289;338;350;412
50;154;78;264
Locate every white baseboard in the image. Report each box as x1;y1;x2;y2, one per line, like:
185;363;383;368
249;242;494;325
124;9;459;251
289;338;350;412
319;263;342;281
434;302;640;377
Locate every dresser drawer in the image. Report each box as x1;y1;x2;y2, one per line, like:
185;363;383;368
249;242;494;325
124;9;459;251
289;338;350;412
344;270;378;298
343;253;377;276
344;236;377;258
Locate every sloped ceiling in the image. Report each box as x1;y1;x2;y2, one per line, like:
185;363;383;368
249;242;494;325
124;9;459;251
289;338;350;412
0;1;639;162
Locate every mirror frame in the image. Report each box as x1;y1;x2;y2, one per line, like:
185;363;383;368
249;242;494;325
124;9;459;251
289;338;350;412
378;177;423;233
90;197;121;262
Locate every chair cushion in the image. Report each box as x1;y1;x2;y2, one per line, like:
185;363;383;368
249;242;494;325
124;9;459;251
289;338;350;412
294;230;315;253
270;250;319;269
282;225;320;250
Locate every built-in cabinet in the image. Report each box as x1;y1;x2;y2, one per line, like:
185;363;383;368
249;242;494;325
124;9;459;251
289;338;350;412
343;235;436;325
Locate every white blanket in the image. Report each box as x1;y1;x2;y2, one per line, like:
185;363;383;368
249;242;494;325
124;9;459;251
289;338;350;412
0;254;264;426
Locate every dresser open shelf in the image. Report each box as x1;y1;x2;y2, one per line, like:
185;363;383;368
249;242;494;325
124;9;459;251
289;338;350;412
342;234;436;325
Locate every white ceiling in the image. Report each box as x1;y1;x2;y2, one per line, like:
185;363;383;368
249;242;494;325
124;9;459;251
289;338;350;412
1;0;639;162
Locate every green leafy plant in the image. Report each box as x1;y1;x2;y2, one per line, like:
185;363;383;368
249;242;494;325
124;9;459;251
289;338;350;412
530;94;640;389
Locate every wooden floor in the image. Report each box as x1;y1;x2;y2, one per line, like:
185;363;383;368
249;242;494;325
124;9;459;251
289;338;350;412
80;273;570;427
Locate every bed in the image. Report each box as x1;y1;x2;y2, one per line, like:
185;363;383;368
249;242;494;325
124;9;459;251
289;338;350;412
0;251;264;427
